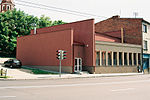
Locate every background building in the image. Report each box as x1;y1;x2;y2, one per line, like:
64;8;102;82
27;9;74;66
95;15;150;73
0;0;15;13
142;20;150;73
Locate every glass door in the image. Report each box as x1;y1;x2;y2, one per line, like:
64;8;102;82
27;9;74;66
74;58;82;72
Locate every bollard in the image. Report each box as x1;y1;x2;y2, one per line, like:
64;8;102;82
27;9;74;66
0;69;7;76
1;68;3;76
4;69;7;77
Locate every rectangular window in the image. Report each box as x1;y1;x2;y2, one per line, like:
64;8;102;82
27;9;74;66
143;24;147;33
124;53;127;65
134;53;137;65
113;52;117;66
143;40;148;51
2;5;5;11
119;52;122;65
138;53;141;65
102;51;106;66
96;52;100;66
129;53;132;65
7;5;10;10
108;52;112;66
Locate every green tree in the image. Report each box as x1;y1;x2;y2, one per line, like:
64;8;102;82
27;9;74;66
0;9;65;57
38;15;52;28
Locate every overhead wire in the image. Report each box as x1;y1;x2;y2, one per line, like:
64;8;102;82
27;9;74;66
15;3;89;18
15;0;107;19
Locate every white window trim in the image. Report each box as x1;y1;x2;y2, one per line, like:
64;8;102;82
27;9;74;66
143;40;148;51
143;24;147;33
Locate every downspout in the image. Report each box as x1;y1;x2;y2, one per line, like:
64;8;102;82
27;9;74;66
72;44;75;73
121;28;124;43
141;23;144;73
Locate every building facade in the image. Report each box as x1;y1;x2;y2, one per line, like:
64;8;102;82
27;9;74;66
17;19;95;73
95;15;150;73
17;19;142;74
0;0;15;13
95;41;141;73
142;21;150;72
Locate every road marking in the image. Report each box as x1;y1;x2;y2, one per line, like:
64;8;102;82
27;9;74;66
0;96;16;98
0;79;150;89
111;88;135;92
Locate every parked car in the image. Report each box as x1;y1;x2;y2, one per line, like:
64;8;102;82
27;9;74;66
3;59;22;68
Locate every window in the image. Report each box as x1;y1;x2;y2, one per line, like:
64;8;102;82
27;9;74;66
143;24;147;33
96;52;100;66
7;5;10;10
2;5;5;11
138;53;141;65
102;51;106;66
108;52;112;66
124;53;127;65
143;40;148;51
129;53;132;65
119;52;122;65
134;53;137;65
113;52;117;66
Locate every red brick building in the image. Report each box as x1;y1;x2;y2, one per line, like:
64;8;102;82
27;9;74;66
17;19;142;74
95;15;143;45
17;19;96;73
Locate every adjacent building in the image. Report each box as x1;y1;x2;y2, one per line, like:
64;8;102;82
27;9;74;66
95;15;150;72
17;19;142;74
142;20;150;72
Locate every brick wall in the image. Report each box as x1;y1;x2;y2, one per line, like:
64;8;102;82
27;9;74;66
95;16;143;45
95;66;137;74
31;19;95;67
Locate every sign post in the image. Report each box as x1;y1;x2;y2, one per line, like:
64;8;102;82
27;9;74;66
59;58;61;77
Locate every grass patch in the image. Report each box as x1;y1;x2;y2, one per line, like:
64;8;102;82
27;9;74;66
22;67;58;74
32;69;57;74
0;76;10;78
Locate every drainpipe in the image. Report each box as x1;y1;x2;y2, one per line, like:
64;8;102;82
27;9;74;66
73;44;75;73
141;24;144;73
121;28;124;43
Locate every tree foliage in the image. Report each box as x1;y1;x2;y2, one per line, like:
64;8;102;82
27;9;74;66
0;9;66;57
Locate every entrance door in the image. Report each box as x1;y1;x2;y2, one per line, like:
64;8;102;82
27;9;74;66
74;58;82;72
143;58;149;72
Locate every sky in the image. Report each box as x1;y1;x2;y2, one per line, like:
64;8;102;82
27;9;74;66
2;0;150;23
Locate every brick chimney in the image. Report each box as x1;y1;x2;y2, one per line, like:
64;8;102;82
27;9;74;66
111;15;120;19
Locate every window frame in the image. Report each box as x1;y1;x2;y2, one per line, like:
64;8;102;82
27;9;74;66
143;40;148;51
7;5;10;10
143;24;147;33
2;5;5;11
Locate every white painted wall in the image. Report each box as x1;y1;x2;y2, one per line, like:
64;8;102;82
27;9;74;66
142;22;150;54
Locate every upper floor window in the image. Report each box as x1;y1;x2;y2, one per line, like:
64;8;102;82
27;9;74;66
143;24;147;33
96;51;100;66
7;5;10;10
2;5;5;11
144;40;148;51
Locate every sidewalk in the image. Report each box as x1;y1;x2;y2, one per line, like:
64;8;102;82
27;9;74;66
0;65;144;80
0;58;144;80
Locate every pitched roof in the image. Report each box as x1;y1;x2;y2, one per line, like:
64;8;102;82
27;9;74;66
1;0;13;4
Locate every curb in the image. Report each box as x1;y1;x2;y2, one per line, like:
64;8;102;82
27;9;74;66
0;73;144;81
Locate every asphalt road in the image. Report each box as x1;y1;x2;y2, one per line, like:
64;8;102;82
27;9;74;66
0;75;150;100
